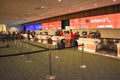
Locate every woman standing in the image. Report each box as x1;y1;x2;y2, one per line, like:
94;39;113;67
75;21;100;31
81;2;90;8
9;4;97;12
65;30;71;47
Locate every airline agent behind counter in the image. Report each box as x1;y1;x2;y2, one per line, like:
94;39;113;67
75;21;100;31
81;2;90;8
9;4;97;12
95;30;101;39
87;31;92;38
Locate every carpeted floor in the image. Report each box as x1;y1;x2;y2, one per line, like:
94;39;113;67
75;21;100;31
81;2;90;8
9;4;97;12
0;40;120;80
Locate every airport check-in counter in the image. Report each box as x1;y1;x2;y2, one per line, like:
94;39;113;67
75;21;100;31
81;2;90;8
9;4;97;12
42;35;51;44
51;36;64;45
35;35;43;42
77;38;101;53
35;35;51;43
51;36;59;45
21;34;33;41
34;35;65;45
21;34;27;39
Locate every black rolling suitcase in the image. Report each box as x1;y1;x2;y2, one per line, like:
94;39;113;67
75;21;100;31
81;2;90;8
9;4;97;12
57;39;65;49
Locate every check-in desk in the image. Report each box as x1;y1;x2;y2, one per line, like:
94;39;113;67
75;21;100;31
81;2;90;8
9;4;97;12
21;34;27;39
35;35;43;42
51;36;64;45
42;35;51;44
51;36;59;45
77;38;101;53
117;43;120;57
21;34;33;41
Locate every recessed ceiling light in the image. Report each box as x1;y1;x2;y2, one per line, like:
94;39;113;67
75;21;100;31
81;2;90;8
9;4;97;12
94;3;98;6
80;7;82;10
58;0;61;2
35;6;44;10
41;6;44;9
113;0;117;2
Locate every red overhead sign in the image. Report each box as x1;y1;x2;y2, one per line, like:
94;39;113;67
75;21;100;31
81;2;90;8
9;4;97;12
70;13;120;29
42;21;61;30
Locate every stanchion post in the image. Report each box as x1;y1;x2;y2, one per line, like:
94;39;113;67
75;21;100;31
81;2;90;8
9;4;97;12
46;46;56;80
20;39;24;56
26;39;32;63
81;43;84;65
80;43;87;69
20;39;21;51
49;48;52;75
14;38;18;52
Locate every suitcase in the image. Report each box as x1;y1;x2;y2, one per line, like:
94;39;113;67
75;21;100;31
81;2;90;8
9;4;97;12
57;42;65;49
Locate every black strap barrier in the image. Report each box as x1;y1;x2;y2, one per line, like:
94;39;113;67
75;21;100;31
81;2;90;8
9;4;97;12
22;41;48;49
0;49;48;58
0;43;84;58
0;41;84;80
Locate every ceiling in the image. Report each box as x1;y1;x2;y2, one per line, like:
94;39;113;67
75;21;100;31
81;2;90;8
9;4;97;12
0;0;119;25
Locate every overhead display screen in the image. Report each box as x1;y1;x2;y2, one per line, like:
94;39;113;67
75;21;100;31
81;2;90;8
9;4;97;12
26;24;42;31
42;21;61;30
70;13;120;29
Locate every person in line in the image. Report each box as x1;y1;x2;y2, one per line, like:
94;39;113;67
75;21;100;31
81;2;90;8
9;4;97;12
18;31;22;40
69;29;74;47
27;30;31;40
31;30;36;38
59;30;64;36
65;30;71;47
76;31;80;39
12;31;16;41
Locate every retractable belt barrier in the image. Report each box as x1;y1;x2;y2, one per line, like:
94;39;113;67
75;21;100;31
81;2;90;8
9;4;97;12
0;41;84;58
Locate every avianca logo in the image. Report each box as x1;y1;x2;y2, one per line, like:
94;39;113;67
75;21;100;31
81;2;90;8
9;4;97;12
90;17;111;23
